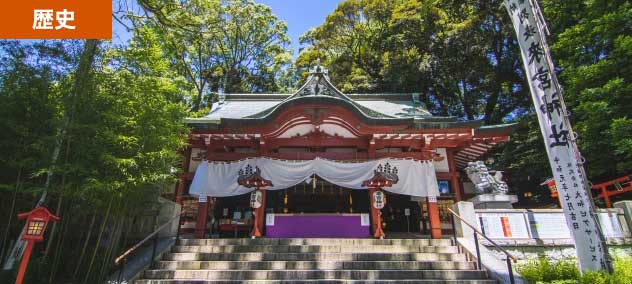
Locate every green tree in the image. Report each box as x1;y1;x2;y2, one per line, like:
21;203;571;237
0;41;62;263
0;32;187;283
492;0;632;201
298;0;531;123
547;0;632;179
136;0;292;112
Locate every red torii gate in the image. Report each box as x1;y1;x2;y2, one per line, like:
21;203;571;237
543;175;632;208
592;174;632;208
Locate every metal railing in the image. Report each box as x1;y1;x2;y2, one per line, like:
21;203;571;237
448;208;518;284
113;208;185;283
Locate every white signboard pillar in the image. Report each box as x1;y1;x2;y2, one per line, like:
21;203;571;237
503;0;611;272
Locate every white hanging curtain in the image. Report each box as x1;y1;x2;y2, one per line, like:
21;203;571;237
189;157;439;198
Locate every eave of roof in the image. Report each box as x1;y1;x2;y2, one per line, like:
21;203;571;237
413;118;482;129
226;96;414;126
476;123;519;135
182;65;519;135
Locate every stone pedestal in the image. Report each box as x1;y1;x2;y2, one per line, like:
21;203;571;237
451;201;479;238
614;200;632;233
468;194;518;209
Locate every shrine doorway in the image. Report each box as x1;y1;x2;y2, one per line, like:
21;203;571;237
381;191;423;234
265;177;369;214
203;170;438;238
212;193;253;238
262;177;373;238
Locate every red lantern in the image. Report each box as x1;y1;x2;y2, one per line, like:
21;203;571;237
15;207;60;284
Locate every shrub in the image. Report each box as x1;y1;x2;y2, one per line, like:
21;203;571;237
517;256;632;284
517;256;579;283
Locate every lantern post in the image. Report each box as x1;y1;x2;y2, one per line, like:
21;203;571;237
15;206;60;284
363;162;399;239
238;165;273;238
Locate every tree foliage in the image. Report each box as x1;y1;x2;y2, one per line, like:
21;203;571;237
548;0;632;179
0;31;186;282
135;0;292;112
298;0;532;123
491;0;632;199
302;0;632;200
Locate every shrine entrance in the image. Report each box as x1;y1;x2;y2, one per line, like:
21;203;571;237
212;193;253;238
266;177;369;214
381;192;423;234
263;177;373;238
209;177;432;238
191;157;444;239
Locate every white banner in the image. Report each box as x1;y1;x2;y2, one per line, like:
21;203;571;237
504;0;609;271
189;157;439;198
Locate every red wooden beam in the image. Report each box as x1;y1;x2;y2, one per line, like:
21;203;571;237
204;151;430;161
591;174;632;208
595;182;632;199
592;175;632;189
267;137;369;149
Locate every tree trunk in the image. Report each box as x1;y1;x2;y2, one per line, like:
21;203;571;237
484;91;501;124
83;196;113;284
43;197;63;256
38;39;100;206
72;214;96;278
48;210;70;284
192;87;203;112
44;128;73;256
0;166;22;264
99;215;126;281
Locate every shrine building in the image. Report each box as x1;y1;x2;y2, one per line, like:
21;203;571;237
176;65;515;239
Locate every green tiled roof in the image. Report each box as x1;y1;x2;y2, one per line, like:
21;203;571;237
185;65;516;132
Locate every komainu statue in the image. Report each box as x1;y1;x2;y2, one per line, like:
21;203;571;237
465;161;509;195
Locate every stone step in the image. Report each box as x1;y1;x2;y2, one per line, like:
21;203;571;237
154;260;477;270
171;245;459;254
134;238;494;284
177;238;454;247
162;252;468;262
135;280;498;284
142;269;488;280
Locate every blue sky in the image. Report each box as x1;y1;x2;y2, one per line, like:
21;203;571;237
255;0;342;57
113;0;343;58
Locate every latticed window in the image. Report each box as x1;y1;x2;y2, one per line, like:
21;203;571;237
27;221;45;235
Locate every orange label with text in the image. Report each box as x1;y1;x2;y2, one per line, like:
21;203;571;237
0;0;111;39
500;216;512;237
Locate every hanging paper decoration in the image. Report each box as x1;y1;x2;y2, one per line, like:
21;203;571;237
190;157;439;198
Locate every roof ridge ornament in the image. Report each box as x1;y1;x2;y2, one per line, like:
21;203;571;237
298;61;335;97
309;59;329;76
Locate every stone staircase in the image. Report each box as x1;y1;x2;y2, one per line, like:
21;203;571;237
134;238;496;284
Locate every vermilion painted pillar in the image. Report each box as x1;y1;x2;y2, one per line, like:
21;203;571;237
447;150;462;201
195;196;208;239
427;196;442;239
368;188;385;239
177;147;191;204
15;241;34;284
368;138;376;159
251;189;267;238
602;186;612;208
